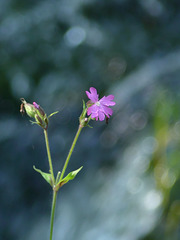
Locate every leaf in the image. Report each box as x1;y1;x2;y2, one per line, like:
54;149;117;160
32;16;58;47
33;166;53;186
48;111;59;119
56;166;83;189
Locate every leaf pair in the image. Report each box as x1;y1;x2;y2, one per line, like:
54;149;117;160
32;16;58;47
33;166;83;191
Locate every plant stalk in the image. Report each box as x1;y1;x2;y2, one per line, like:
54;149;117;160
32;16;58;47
44;129;55;184
48;125;83;240
59;125;83;181
49;190;57;240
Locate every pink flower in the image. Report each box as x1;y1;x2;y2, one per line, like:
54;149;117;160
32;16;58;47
86;87;116;121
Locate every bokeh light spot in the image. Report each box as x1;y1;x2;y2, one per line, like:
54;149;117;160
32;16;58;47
143;190;162;210
130;111;148;130
64;26;86;47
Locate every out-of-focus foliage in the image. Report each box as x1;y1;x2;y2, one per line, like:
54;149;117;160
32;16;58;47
0;0;180;240
142;91;180;240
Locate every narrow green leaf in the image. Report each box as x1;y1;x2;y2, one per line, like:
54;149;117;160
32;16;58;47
33;166;53;186
57;166;83;188
48;111;59;119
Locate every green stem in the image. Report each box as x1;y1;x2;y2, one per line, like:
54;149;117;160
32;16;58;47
48;125;83;240
44;129;55;184
44;129;57;240
49;190;57;240
59;125;83;181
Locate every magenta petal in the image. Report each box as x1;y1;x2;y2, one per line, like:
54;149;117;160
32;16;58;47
99;96;116;106
85;91;91;100
105;95;115;101
102;105;113;116
91;112;98;119
98;111;105;121
89;87;97;95
85;90;91;98
86;87;99;103
87;107;92;116
33;102;39;109
87;105;98;114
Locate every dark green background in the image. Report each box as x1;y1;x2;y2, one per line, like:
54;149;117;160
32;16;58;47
0;0;180;240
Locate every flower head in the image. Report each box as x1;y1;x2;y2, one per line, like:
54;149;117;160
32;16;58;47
20;98;48;130
85;87;116;121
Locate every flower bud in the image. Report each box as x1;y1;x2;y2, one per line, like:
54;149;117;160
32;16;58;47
20;98;48;130
20;98;36;118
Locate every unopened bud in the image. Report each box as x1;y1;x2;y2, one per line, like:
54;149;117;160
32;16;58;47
20;98;36;118
33;102;48;130
20;98;48;130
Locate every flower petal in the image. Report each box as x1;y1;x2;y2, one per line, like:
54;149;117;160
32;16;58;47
91;112;99;119
99;95;116;106
105;95;115;101
86;87;99;103
101;105;113;116
33;102;39;109
87;104;98;115
98;111;105;121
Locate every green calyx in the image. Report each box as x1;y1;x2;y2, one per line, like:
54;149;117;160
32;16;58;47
20;98;59;130
21;98;37;118
34;113;48;130
35;106;49;130
79;100;91;127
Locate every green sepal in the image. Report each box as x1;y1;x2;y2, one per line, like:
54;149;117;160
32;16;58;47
29;120;44;129
48;111;59;119
55;166;83;190
29;120;40;127
33;166;53;186
82;100;86;112
79;100;87;120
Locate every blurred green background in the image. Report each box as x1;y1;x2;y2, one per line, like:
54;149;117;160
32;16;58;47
0;0;180;239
